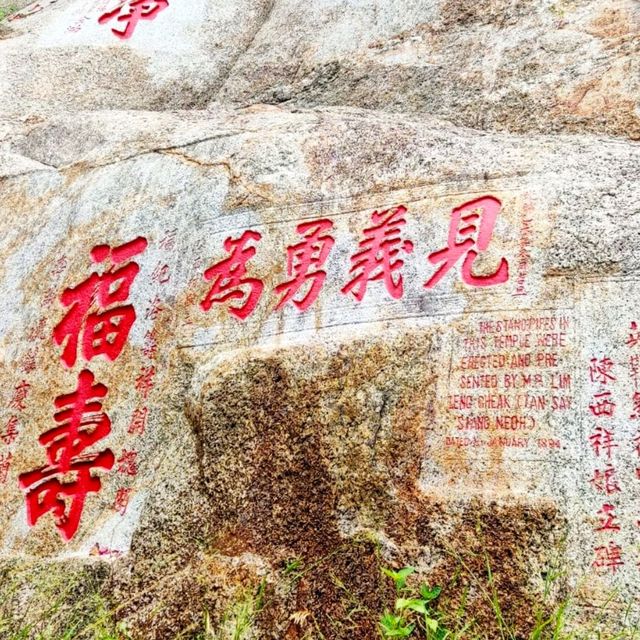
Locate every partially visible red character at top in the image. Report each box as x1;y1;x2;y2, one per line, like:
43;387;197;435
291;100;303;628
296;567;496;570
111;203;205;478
425;196;509;289
275;219;335;312
53;237;148;368
201;230;263;321
342;205;413;302
98;0;169;41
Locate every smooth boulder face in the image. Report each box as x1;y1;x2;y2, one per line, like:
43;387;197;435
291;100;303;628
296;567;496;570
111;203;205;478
0;0;273;112
0;1;639;639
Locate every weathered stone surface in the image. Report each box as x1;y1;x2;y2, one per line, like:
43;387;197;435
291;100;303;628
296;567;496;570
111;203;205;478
2;0;638;139
1;1;640;638
0;103;638;637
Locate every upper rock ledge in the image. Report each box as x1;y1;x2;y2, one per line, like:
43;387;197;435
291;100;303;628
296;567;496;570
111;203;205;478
1;0;638;139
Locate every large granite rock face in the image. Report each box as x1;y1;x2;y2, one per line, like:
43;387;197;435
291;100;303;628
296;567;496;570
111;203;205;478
0;2;639;639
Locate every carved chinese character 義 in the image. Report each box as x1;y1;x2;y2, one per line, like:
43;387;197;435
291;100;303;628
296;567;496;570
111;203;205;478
342;206;413;302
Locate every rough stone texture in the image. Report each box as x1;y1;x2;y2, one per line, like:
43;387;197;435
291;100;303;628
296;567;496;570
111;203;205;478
0;1;639;639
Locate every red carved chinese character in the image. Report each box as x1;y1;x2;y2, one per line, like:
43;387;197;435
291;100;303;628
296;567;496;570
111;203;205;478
628;322;640;348
116;450;138;476
275;219;335;311
9;381;31;411
98;0;169;40
19;451;114;541
1;416;19;446
142;331;158;360
128;406;148;436
425;196;509;289
201;230;264;320
589;427;617;459
589;392;616;418
114;487;132;516
41;370;111;471
145;296;164;320
342;206;413;302
20;349;37;374
53;237;148;368
630;355;640;388
631;392;640;420
43;289;57;307
591;464;621;496
152;263;170;285
596;503;621;532
0;452;11;483
135;366;156;399
51;256;68;278
159;230;177;251
27;318;47;342
633;432;640;459
593;542;624;574
589;357;616;385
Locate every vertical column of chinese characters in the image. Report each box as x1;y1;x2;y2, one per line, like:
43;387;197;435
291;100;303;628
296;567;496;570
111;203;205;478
18;238;148;542
1;257;68;489
626;323;640;551
113;230;173;519
588;356;624;575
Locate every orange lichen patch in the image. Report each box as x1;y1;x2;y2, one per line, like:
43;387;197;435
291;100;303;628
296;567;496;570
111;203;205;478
587;6;639;40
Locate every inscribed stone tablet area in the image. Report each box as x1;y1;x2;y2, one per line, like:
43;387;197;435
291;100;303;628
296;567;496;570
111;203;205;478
0;165;638;607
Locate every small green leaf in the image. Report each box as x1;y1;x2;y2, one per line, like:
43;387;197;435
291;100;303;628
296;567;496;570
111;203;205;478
395;598;427;614
419;585;442;601
382;566;416;592
425;617;439;632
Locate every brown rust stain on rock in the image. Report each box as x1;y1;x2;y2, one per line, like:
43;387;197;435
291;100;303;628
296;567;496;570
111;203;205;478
415;497;567;638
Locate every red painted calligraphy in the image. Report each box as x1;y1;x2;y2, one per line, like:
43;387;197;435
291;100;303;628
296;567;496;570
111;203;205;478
128;407;148;436
152;263;170;285
18;370;114;541
116;450;138;476
145;296;164;321
9;381;31;411
1;416;19;446
275;219;335;311
589;392;616;418
53;237;148;368
98;0;169;40
114;487;132;516
593;542;624;574
596;503;621;532
342;206;413;302
135;366;156;399
425;196;509;289
142;331;158;360
590;465;621;496
589;427;618;459
0;452;11;484
627;322;640;348
589;357;616;386
201;230;264;320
